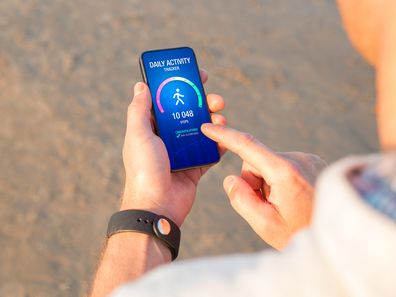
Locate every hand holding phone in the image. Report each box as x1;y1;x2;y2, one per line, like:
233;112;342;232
121;56;225;226
140;47;220;171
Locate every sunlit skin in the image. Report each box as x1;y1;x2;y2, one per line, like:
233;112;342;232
337;0;396;150
337;0;386;65
90;2;396;297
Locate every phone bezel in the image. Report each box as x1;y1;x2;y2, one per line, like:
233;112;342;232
139;46;220;172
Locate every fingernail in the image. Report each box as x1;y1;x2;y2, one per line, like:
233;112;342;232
201;123;213;131
134;82;145;95
224;176;235;194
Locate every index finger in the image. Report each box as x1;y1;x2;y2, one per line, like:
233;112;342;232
201;123;287;182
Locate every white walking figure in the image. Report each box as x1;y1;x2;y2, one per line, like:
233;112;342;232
173;88;185;105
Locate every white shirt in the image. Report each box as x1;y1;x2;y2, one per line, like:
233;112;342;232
111;156;396;297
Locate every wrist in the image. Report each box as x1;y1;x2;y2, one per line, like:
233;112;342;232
107;209;181;260
107;232;172;265
120;188;180;227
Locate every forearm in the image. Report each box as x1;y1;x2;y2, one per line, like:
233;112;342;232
89;232;171;297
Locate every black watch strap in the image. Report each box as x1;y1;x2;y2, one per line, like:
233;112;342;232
107;209;181;260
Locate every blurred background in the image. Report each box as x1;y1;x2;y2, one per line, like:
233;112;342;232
0;0;377;296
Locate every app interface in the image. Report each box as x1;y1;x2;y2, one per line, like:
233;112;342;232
141;47;219;170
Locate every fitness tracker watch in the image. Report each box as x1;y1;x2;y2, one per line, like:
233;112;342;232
107;209;181;260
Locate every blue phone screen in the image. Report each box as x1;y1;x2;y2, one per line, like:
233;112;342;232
140;47;220;171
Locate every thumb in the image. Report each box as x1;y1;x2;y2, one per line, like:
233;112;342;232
223;175;284;245
126;82;153;135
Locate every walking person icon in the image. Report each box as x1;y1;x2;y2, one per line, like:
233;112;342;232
173;88;185;106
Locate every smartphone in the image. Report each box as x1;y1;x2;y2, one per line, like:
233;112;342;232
139;47;220;171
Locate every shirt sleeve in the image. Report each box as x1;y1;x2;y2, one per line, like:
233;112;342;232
110;252;268;297
109;229;341;297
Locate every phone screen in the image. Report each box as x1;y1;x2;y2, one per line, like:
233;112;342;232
140;47;220;171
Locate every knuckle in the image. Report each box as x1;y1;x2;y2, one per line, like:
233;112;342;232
213;114;227;124
306;153;319;161
303;153;327;170
239;132;257;148
312;154;327;167
127;102;137;115
278;160;300;181
289;151;306;163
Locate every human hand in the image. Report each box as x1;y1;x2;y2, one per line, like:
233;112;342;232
201;124;327;250
121;70;226;227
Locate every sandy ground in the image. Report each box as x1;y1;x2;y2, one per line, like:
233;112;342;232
0;0;377;296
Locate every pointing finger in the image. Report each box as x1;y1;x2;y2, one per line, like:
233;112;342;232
201;124;287;183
